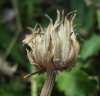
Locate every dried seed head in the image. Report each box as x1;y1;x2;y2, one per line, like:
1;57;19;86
23;10;80;74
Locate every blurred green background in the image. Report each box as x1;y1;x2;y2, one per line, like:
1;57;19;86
0;0;100;96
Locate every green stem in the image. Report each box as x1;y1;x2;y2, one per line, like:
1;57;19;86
31;66;37;96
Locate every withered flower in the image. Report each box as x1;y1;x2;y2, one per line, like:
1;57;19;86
23;10;80;96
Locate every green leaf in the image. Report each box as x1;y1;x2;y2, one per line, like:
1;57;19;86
96;9;100;30
80;34;100;59
56;67;97;96
1;92;14;96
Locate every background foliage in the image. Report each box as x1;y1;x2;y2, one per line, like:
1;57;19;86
0;0;100;96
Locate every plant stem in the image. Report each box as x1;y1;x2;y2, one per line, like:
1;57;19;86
40;70;56;96
0;0;22;70
31;66;37;96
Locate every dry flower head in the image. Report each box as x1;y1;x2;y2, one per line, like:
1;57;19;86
23;9;80;75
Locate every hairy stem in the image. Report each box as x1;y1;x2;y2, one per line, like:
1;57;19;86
40;70;56;96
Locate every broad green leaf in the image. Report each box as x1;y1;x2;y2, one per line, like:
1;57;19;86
80;34;100;59
56;67;97;96
96;9;100;30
